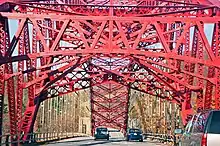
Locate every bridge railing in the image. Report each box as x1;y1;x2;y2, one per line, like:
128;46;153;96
0;132;88;145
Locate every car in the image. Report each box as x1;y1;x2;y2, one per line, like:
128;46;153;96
94;127;109;140
126;128;143;142
180;110;220;146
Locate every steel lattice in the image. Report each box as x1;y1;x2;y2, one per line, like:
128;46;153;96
0;0;219;142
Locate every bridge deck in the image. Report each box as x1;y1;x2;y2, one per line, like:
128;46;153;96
47;136;167;146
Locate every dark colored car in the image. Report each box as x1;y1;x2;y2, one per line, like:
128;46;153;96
126;128;143;142
94;127;109;140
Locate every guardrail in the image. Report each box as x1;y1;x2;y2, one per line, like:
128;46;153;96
0;132;88;145
143;133;181;146
144;133;174;142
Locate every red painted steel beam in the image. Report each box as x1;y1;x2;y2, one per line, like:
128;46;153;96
0;19;6;143
181;24;198;124
89;59;183;95
46;74;181;104
0;0;49;4
196;0;220;7
0;0;219;140
41;59;180;101
2;13;220;21
137;58;201;91
2;49;219;68
22;57;82;88
205;23;220;110
1;19;19;141
44;74;104;99
91;81;129;135
196;25;206;113
6;19;26;57
16;22;24;140
18;23;39;141
134;56;216;84
213;23;220;109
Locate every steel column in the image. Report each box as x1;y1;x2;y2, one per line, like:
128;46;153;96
0;19;6;143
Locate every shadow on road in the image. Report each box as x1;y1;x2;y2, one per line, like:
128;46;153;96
48;137;125;146
49;138;94;144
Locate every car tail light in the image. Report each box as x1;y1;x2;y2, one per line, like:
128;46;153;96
201;133;207;146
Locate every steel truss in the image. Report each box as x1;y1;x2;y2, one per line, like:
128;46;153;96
0;0;220;142
91;81;129;135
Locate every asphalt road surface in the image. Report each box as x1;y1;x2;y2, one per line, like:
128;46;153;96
46;136;166;146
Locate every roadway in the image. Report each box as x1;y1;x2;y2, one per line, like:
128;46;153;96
46;136;166;146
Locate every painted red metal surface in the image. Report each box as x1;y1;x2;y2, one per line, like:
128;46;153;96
0;19;6;143
5;23;18;139
91;81;129;135
0;0;219;142
213;23;220;109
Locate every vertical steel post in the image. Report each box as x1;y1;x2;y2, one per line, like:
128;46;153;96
0;19;6;144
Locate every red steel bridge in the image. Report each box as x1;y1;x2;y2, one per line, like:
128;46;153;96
0;0;220;144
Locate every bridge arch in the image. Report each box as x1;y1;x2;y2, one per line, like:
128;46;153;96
0;0;219;142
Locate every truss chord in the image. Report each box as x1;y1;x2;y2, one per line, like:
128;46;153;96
0;0;219;141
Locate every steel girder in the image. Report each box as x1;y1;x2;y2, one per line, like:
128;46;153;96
0;18;18;142
0;19;6;143
0;0;219;142
90;81;129;135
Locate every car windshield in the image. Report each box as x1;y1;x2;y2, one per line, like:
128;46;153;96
96;128;108;134
129;129;141;133
207;111;220;134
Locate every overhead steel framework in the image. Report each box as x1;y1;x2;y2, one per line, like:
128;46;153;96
0;0;220;143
